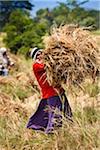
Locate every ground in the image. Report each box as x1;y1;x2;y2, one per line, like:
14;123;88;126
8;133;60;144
0;31;100;150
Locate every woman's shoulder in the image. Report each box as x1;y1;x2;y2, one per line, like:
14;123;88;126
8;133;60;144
33;62;41;67
33;62;44;71
33;62;39;70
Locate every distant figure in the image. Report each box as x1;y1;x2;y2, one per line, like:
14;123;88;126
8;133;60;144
26;47;72;134
0;47;14;76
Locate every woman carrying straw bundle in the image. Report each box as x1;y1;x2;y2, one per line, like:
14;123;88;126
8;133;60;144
26;47;72;134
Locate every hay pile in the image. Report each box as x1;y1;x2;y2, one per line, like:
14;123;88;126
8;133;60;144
0;93;28;117
43;25;100;87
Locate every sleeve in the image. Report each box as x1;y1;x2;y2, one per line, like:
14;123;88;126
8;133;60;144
33;63;45;73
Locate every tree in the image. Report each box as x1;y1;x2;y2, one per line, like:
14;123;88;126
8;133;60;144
52;3;70;25
3;0;99;55
0;0;33;30
3;9;49;54
35;8;53;25
66;0;89;8
51;0;99;28
3;9;33;54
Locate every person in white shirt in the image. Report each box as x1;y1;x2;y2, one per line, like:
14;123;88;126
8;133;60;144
0;47;14;76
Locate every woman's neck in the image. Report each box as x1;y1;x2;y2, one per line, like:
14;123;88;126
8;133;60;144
36;59;43;64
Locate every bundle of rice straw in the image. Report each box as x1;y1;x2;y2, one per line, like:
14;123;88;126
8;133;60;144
43;24;100;88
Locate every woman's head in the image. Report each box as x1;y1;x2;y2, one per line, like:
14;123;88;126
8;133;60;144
0;47;7;55
35;51;42;60
30;47;43;61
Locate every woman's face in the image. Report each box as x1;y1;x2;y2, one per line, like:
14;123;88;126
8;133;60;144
3;52;7;56
36;51;43;60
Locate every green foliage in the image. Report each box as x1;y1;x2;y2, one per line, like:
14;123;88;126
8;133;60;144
18;46;30;55
3;9;50;54
75;106;99;124
52;3;69;17
85;83;100;97
36;8;52;21
0;0;33;30
3;0;99;55
83;107;99;123
80;16;95;26
52;4;70;25
0;82;33;102
66;0;89;8
3;9;32;54
52;3;99;28
15;87;29;101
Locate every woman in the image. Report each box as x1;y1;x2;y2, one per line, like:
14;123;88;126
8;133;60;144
27;47;72;134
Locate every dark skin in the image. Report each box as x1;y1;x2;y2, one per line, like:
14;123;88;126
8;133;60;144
35;51;43;63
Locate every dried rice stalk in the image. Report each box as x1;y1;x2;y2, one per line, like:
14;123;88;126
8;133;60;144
43;25;100;88
0;93;29;122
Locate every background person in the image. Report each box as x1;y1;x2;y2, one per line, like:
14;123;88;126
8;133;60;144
0;47;14;76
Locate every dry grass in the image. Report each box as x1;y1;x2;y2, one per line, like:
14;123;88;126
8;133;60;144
0;97;100;150
43;25;100;88
0;56;100;150
0;31;100;150
0;32;6;47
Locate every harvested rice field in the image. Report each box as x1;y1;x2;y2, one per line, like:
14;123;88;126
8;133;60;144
0;28;100;150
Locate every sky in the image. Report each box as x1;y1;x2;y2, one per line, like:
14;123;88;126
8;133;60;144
30;0;100;17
